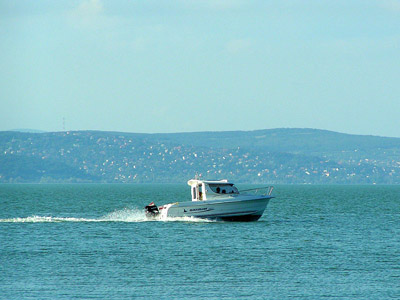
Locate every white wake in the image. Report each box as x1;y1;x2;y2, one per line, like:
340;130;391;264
0;208;215;223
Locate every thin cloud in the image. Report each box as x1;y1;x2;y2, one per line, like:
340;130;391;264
68;0;104;28
76;0;103;16
381;0;400;12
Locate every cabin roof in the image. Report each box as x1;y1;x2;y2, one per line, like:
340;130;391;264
187;179;234;186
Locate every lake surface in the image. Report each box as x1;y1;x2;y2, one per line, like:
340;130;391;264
1;184;399;299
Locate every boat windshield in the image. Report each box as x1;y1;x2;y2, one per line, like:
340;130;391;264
208;184;239;194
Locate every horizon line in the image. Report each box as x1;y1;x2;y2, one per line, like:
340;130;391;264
2;127;399;139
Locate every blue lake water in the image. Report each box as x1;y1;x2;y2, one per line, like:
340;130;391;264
0;184;399;299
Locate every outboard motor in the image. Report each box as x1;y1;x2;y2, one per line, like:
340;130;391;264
145;202;159;217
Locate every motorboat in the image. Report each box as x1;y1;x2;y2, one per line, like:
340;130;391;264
144;179;274;221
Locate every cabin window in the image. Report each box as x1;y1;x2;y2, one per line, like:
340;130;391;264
209;184;238;194
192;187;196;199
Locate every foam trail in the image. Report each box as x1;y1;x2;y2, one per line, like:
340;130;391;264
100;208;215;223
101;208;148;222
0;208;147;223
0;208;215;223
0;216;99;223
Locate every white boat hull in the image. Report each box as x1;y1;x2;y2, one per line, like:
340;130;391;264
159;195;272;221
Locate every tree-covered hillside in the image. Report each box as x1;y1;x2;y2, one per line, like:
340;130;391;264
0;129;399;184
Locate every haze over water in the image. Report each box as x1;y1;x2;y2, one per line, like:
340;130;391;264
1;184;399;299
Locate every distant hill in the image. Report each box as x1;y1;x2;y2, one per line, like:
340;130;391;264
9;129;47;133
0;129;399;184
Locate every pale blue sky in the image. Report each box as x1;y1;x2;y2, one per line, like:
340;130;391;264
1;0;400;137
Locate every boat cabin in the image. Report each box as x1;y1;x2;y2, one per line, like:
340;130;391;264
187;179;239;201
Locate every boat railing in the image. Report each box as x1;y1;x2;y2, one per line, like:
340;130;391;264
239;186;274;196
